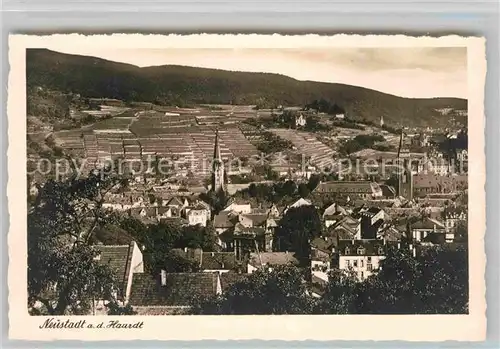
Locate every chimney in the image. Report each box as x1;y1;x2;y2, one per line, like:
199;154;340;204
285;250;288;254
184;247;188;253
413;246;417;258
211;252;215;256
160;269;167;286
351;239;355;245
383;238;387;245
397;242;401;250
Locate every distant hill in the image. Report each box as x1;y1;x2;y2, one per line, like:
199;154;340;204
26;49;467;128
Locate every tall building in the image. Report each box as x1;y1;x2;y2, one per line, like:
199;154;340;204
211;129;225;192
396;130;413;200
397;149;413;200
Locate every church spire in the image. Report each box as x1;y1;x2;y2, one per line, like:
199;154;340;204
211;128;225;193
214;128;222;162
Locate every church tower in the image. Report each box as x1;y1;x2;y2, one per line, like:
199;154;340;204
396;130;413;200
211;129;225;192
397;149;413;201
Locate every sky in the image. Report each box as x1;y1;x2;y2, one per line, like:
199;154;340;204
46;47;467;99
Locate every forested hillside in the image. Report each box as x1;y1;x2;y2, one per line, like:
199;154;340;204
26;49;467;127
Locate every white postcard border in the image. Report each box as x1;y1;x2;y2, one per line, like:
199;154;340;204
7;34;487;341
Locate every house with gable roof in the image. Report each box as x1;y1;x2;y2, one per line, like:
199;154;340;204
310;236;336;282
183;203;211;227
313;181;383;199
283;197;313;214
92;241;145;314
410;217;446;242
247;252;299;273
443;206;467;232
334;239;415;281
128;271;222;315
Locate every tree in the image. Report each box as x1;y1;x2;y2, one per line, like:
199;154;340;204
357;246;420;314
106;302;138;315
297;183;310;198
416;245;468;314
274;205;322;263
307;174;321;192
119;217;148;242
355;245;468;314
190;265;314;315
178;224;217;251
200;189;229;214
160;251;201;273
315;269;358;314
28;169;123;315
137;220;218;274
141;221;183;273
454;220;468;243
280;180;297;197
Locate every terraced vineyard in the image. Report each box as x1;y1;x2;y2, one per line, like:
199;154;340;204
51;118;260;177
268;128;336;168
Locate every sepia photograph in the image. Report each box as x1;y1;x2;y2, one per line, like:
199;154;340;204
8;34;486;341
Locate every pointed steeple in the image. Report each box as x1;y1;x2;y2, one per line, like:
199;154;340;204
211;128;225;193
213;128;222;162
397;128;404;158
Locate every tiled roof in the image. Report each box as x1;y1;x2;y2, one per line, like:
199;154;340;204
248;252;299;268
314;181;378;194
159;217;188;225
201;252;237;270
96;244;132;298
234;223;266;236
240;214;268;227
311;237;334;253
128;273;219;306
323;214;344;221
130;207;157;218
213;211;236;229
166;197;185;207
378;226;405;242
413;173;468;190
412;217;445;230
337;239;396;256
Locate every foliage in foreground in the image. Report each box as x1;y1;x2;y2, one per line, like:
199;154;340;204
191;246;468;315
28;170;122;315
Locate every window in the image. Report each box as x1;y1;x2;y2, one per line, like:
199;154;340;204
357;247;365;255
353;260;358;267
367;263;373;271
346;260;350;267
345;247;350;255
361;271;364;279
377;247;384;255
360;260;364;268
367;256;372;262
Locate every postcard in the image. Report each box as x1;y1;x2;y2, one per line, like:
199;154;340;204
8;34;486;341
